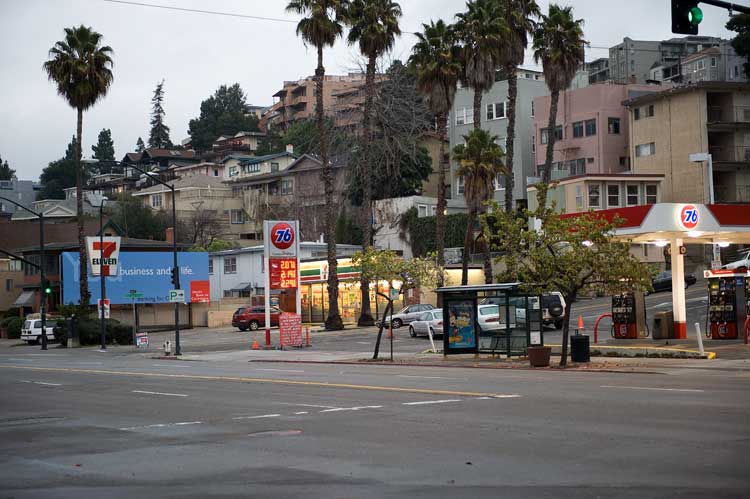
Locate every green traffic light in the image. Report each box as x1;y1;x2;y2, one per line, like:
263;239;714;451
44;287;52;294
688;6;703;25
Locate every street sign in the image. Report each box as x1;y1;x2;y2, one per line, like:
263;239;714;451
135;332;149;348
125;291;144;299
97;299;110;319
389;288;400;300
168;289;185;303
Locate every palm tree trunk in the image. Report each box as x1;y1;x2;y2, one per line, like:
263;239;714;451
435;112;448;289
472;86;482;131
537;88;560;210
504;66;517;213
76;107;89;307
482;224;492;284
318;46;343;331
461;208;475;285
358;55;377;327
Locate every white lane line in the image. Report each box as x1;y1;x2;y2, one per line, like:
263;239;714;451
132;390;188;397
493;394;522;399
8;358;33;362
601;385;705;393
475;396;492;400
254;368;305;373
119;421;202;431
73;362;103;365
19;380;61;386
280;403;339;409
294;411;309;415
356;342;371;345
232;414;281;420
152;363;189;367
403;399;462;406
397;375;462;380
319;405;383;413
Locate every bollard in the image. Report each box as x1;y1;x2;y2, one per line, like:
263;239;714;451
305;327;311;348
593;313;613;345
265;328;271;348
693;322;705;358
163;340;172;356
744;317;749;345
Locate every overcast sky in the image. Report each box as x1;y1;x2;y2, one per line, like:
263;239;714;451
0;0;740;181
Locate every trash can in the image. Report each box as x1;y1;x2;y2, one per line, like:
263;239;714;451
652;311;674;340
570;334;590;363
67;316;80;348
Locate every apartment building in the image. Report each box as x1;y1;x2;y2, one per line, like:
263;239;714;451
0;258;23;312
586;58;610;84
449;69;549;205
649;43;749;84
625;81;750;203
532;82;665;181
0;179;40;217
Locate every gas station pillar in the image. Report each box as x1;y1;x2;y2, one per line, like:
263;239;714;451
670;238;687;339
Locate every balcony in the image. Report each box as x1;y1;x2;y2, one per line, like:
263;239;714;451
707;106;750;124
708;146;750;163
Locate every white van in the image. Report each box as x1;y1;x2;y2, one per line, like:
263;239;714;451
20;318;56;345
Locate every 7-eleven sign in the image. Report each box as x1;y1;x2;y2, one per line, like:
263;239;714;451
86;237;122;276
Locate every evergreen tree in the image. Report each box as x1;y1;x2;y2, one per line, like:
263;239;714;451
135;136;146;152
37;136;81;200
187;83;259;152
91;128;115;161
148;79;172;148
727;14;750;79
0;155;16;181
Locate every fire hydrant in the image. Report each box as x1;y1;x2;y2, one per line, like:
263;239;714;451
163;340;172;356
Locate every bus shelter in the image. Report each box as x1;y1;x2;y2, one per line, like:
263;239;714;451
436;283;545;357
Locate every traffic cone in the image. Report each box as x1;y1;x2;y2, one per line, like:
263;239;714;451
251;339;260;350
578;315;585;330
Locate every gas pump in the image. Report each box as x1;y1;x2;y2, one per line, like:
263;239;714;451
704;269;749;340
612;291;647;339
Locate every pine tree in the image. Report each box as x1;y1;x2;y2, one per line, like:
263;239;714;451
135;137;146;152
91;128;115;161
148;79;172;148
0;154;16;181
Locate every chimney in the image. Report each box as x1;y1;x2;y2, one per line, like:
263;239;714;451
166;227;174;244
286;144;294;154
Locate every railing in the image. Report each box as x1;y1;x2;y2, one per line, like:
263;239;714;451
707;106;750;123
715;184;750;203
709;146;750;162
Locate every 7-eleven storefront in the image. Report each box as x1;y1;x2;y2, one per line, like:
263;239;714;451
299;258;405;323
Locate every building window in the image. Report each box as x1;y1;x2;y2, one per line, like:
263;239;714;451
710;57;716;68
645;184;658;204
573;121;584;138
151;194;162;208
634;108;640;120
626;184;639;206
456;176;465;195
455;107;474;125
9;260;22;272
270;162;279;172
619;157;629;168
531;100;534;117
635;142;656;157
281;179;293;195
213;169;219;177
570;158;586;175
223;257;237;274
585;119;596;136
645;104;654;117
541;126;562;144
418;204;428;217
5;279;12;292
697;60;705;70
588;184;601;208
540;128;548;144
245;164;260;173
493;174;504;191
486;101;506;120
575;185;583;211
431;205;437;216
531;140;535;153
208;258;213;275
229;166;238;177
608;117;621;134
607;184;620;207
230;209;245;224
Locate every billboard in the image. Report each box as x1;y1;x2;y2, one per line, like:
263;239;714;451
62;251;210;305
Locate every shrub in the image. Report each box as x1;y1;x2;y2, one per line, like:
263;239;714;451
2;317;23;339
75;318;133;346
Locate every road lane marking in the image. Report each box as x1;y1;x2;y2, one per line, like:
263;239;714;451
232;414;280;420
8;358;33;362
0;365;515;398
493;394;522;398
319;405;383;413
601;385;705;393
254;368;305;373
119;421;202;430
19;380;61;386
403;399;462;405
280;403;340;409
294;411;309;415
132;390;188;397
397;375;462;380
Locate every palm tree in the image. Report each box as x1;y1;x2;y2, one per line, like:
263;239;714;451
345;0;402;327
498;0;540;213
286;0;348;330
44;25;113;307
410;20;463;288
532;4;586;209
454;0;507;131
452;129;506;285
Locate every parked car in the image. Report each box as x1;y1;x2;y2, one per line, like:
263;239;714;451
650;270;696;293
384;304;435;329
722;250;750;270
408;309;443;338
21;318;56;345
232;306;281;331
477;304;508;333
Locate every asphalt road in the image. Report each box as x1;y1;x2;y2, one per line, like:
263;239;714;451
0;348;748;498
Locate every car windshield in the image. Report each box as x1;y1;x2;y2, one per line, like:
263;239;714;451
24;321;31;329
479;305;499;316
541;295;561;308
235;308;246;314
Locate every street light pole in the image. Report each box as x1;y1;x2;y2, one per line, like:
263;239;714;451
0;196;47;350
99;198;107;351
688;152;720;266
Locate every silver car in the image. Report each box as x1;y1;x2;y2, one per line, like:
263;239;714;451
385;304;435;329
408;309;443;338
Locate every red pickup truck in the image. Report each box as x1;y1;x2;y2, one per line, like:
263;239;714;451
232;306;281;331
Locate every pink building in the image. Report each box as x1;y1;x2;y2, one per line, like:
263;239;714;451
533;83;666;179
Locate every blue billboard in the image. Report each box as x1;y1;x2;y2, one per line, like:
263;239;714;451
62;252;210;305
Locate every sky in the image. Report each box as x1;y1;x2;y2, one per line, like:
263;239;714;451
0;0;741;182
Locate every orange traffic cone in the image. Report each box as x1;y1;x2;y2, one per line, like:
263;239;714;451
251;339;260;350
578;315;585;330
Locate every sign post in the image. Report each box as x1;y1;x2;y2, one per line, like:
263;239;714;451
125;289;143;347
263;220;300;349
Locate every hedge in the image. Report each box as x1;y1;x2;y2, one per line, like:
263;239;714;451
1;317;23;339
399;207;468;257
53;318;133;346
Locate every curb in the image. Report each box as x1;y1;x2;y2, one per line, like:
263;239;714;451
545;343;716;360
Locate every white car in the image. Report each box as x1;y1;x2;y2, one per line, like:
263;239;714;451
722;250;750;270
408;309;443;338
384;304;435;329
21;318;56;345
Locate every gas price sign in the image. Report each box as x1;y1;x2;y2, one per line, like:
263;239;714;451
270;258;298;289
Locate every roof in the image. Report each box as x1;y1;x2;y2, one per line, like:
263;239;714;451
682;46;722;63
210;242;362;256
219;154;256;164
143;148;196;159
435;283;524;294
624;81;750;107
133;175;229;195
225;154;347;185
19;237;189;253
237;152;296;166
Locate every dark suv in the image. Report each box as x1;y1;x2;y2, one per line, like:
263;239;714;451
232;306;281;331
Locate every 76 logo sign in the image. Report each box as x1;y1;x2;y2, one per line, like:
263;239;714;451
679;204;699;230
270;222;295;251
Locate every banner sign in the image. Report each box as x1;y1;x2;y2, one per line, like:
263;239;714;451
62;251;209;305
97;298;110;319
86;237;121;276
279;312;303;347
270;258;298;289
443;297;478;355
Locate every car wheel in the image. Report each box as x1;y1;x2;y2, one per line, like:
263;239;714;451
392;318;403;329
409;326;416;337
554;319;563;330
249;320;260;331
238;325;248;332
27;339;39;345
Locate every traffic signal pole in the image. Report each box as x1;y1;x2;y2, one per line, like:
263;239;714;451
700;0;749;14
172;188;181;356
99;200;106;351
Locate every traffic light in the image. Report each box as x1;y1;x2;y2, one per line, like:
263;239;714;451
672;0;703;34
42;280;52;295
170;267;178;286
